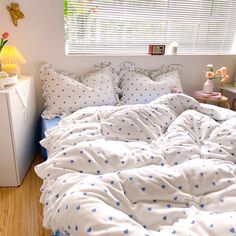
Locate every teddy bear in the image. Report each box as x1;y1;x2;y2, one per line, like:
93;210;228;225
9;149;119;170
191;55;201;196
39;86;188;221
7;3;24;26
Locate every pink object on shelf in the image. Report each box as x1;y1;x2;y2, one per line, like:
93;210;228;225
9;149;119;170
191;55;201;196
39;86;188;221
194;90;222;99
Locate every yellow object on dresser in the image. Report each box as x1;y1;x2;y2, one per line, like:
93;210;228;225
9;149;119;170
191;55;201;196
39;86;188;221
0;45;26;75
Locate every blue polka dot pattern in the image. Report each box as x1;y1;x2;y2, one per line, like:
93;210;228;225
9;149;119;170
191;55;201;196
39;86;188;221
35;93;236;236
40;64;119;119
119;70;171;105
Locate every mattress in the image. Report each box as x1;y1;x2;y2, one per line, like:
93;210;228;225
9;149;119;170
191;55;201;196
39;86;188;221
40;116;60;160
52;232;63;236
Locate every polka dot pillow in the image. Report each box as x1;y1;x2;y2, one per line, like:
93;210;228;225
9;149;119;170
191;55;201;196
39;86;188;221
119;70;171;105
94;62;120;87
40;64;118;119
152;70;183;93
40;64;83;83
118;61;151;77
150;64;183;77
118;62;183;78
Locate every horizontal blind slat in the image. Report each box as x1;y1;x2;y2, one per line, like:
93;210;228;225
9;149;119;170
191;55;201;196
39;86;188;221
65;0;236;54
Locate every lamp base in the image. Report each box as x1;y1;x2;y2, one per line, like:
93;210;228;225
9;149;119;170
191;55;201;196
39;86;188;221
2;64;20;75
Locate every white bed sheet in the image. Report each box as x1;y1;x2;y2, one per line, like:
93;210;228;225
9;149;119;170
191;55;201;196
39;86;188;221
35;94;236;236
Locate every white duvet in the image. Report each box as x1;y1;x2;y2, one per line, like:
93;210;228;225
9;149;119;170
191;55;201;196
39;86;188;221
35;94;236;236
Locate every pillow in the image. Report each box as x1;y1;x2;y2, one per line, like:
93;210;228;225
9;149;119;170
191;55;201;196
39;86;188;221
150;64;183;78
119;70;171;105
40;63;120;87
94;62;120;87
40;64;118;119
118;62;183;78
58;71;83;82
152;70;183;93
40;64;83;82
118;61;151;77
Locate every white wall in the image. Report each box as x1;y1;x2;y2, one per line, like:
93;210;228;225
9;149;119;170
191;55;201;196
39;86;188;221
1;0;236;112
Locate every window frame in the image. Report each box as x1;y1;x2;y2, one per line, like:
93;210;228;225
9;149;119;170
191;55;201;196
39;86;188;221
64;0;236;56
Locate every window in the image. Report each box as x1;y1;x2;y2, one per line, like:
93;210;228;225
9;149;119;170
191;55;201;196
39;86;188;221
64;0;236;55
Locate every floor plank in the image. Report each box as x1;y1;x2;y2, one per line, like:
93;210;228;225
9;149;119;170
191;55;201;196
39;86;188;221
0;154;51;236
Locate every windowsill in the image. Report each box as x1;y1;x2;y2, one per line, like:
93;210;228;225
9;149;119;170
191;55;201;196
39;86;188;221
65;53;236;57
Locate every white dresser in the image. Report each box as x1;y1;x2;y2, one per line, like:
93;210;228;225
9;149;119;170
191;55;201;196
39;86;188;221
0;76;37;186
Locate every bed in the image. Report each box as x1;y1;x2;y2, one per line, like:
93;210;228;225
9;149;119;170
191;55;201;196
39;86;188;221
40;117;60;160
36;63;236;236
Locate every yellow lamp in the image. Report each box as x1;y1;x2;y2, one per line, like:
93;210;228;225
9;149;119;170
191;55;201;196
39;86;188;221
0;45;26;75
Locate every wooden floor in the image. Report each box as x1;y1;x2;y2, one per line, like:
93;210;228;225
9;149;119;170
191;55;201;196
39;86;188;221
0;154;51;236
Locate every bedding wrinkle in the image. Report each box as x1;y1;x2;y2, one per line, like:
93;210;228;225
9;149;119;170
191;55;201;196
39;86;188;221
35;94;236;236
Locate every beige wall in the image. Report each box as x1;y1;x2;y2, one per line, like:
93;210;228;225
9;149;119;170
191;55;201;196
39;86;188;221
1;0;236;112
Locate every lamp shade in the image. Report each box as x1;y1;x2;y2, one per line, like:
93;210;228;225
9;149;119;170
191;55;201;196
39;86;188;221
0;45;26;65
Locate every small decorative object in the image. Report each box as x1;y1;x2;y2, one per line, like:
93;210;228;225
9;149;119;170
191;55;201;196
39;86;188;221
171;86;182;93
148;45;165;55
167;42;178;55
7;3;24;26
203;79;214;93
0;72;17;89
0;45;26;75
203;64;229;93
194;90;221;99
0;32;9;71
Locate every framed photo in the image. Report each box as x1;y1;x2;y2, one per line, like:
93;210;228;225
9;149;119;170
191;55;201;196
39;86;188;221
148;45;165;55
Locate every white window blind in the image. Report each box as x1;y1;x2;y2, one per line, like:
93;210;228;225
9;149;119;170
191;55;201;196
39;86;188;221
64;0;236;55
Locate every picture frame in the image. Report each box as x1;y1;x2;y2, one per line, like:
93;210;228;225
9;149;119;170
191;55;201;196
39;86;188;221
148;45;165;55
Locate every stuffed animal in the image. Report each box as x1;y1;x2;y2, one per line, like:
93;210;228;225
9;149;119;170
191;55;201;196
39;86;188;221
7;3;24;26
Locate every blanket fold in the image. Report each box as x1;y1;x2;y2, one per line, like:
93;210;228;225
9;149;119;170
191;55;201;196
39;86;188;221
35;94;236;236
